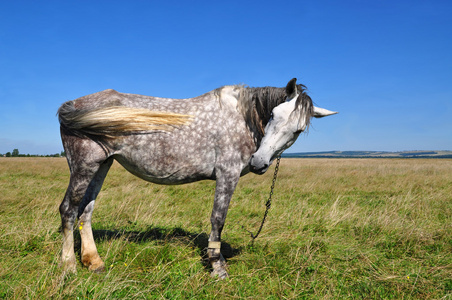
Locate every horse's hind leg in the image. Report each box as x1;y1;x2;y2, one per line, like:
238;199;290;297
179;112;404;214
59;131;112;273
78;158;113;272
60;169;99;273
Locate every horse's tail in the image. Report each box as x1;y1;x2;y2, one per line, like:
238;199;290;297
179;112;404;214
57;101;192;138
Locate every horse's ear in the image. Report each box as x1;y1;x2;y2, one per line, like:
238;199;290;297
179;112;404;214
313;106;338;118
285;78;297;99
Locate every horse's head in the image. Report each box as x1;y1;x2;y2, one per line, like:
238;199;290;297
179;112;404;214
249;78;337;174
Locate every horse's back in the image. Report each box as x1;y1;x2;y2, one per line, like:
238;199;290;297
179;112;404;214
59;88;255;184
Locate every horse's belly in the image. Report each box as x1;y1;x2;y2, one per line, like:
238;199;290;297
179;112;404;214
114;152;216;185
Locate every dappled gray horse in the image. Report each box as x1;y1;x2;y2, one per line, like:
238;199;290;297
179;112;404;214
58;78;336;278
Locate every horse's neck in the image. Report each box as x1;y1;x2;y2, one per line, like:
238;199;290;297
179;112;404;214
217;86;264;146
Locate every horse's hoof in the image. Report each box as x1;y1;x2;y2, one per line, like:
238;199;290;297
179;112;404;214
82;253;105;273
88;262;105;273
61;258;77;274
63;266;77;275
211;268;229;279
211;258;229;279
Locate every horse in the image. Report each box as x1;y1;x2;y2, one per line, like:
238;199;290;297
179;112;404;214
57;78;337;279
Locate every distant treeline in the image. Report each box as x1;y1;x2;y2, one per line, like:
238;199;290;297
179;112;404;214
1;149;65;158
282;151;452;159
284;154;452;159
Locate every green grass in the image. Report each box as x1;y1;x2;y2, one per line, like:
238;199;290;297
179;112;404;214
1;157;451;299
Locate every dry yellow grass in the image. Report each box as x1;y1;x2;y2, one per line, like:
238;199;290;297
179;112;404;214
1;157;451;299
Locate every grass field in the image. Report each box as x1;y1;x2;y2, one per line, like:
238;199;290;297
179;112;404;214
1;157;451;299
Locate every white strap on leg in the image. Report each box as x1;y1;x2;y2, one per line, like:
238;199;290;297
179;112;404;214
208;241;221;249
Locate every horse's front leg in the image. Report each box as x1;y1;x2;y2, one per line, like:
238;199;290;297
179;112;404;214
208;167;240;279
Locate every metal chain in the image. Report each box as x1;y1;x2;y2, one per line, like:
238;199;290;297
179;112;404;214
242;156;281;243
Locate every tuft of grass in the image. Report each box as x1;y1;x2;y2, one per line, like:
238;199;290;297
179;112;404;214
0;157;451;299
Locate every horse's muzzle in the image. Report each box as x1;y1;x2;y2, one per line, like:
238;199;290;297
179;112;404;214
249;155;269;175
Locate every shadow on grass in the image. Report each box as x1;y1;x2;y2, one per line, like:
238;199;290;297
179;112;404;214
74;225;241;270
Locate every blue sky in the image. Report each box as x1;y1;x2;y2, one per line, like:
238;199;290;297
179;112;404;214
1;0;451;155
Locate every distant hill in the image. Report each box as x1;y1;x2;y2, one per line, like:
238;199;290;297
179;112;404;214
282;150;452;159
